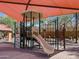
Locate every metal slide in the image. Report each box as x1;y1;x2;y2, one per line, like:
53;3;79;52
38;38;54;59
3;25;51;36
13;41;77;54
33;34;54;55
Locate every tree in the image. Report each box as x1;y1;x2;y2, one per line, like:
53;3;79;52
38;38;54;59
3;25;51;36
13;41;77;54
0;16;16;30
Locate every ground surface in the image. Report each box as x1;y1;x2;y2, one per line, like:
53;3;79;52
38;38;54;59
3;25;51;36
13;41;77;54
50;39;79;59
0;43;48;59
0;39;79;59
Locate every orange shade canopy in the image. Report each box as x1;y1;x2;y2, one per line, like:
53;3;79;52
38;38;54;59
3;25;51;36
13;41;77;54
0;0;79;22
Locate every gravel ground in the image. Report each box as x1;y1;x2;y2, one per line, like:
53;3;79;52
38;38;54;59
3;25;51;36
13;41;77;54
1;39;79;59
50;39;79;59
0;43;49;59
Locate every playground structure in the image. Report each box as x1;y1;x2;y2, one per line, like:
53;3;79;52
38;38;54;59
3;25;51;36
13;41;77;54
20;11;55;55
0;10;78;56
12;10;78;52
1;0;79;57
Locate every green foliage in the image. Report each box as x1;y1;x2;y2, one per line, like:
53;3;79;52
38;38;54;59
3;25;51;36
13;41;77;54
0;16;16;29
59;14;73;25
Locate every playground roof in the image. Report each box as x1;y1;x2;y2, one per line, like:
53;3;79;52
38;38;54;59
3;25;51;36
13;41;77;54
0;0;79;22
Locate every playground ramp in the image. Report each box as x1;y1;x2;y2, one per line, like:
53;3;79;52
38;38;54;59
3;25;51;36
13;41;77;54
33;34;54;55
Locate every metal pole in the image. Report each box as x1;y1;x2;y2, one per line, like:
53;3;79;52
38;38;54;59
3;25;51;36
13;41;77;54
38;13;41;48
22;14;26;48
32;17;35;26
30;11;32;37
55;20;57;48
20;21;22;48
25;16;27;47
56;17;59;50
75;13;78;43
63;23;66;50
39;13;41;34
20;22;21;48
14;22;16;48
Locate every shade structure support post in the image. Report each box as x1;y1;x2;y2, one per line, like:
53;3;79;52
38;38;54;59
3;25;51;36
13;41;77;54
52;20;55;48
32;17;35;26
30;11;32;38
63;23;66;50
20;21;22;48
39;13;41;34
23;15;26;48
38;13;41;48
20;21;24;48
75;13;78;43
25;16;27;47
20;22;21;48
54;20;56;48
56;17;59;50
13;22;16;48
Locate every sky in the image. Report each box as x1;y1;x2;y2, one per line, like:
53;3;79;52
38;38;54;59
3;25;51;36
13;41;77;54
0;12;6;16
